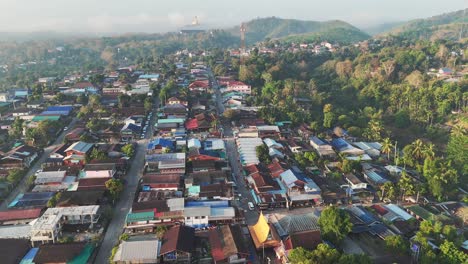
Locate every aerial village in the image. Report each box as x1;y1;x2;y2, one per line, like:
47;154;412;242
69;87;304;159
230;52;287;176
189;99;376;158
0;39;465;264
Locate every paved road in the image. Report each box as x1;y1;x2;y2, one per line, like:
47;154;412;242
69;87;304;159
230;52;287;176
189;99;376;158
94;139;147;264
95;97;159;263
0;117;78;210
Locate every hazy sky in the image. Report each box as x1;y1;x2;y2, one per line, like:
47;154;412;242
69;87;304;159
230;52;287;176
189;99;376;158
0;0;466;33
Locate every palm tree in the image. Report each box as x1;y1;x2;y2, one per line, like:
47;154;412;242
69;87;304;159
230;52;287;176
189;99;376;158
411;139;425;161
423;143;435;160
381;138;393;161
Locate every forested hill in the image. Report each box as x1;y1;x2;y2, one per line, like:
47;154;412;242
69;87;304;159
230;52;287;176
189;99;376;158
226;17;370;44
381;8;468;41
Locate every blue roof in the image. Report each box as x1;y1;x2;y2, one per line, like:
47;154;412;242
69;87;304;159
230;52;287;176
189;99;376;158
148;138;174;150
331;138;349;149
124;123;141;133
185;200;229;208
46;106;73;112
364;170;388;184
20;248;39;264
310;136;327;146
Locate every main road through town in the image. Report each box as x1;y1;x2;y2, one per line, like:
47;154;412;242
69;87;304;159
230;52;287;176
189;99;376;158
94;97;159;264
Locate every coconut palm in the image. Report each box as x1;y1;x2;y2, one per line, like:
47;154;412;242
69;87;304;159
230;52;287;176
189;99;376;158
423;143;435;160
381;138;393;161
411;139;425;161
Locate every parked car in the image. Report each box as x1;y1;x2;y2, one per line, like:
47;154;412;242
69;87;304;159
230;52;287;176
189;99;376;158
248;202;255;211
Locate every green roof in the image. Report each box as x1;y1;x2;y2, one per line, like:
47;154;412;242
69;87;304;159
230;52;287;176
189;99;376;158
126;211;154;223
157;118;185;124
68;244;94;264
32;115;60;122
406;205;434;220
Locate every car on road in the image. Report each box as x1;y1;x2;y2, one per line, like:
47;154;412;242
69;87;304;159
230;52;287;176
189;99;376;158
63;127;68;131
248;202;255;211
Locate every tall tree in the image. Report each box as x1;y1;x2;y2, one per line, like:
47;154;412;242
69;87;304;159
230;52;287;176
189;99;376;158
381;138;393;161
318;206;353;245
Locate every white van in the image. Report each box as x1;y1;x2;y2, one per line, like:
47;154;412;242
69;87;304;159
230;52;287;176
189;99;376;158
248;202;255;211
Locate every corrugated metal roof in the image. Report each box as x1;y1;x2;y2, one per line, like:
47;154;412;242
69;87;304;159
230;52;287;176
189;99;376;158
184;206;210;217
116;240;160;262
385;204;414;221
126;211;154;223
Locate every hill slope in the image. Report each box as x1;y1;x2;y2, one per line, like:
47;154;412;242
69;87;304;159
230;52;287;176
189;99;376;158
226;17;370;44
383;9;467;41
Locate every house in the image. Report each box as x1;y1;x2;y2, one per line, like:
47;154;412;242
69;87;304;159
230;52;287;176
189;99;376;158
309;136;336;157
270;213;322;262
46;143;71;166
164;104;187;118
34;171;67;185
344;173;368;190
183;206;210;227
208;225;249;264
156;118;185;131
10;107;32;117
257;126;280;138
124;115;145;127
362;163;389;185
167;97;188;106
287;139;303;153
279;169;322;206
9;192;54;209
33;242;92;264
139;74;160;81
353;142;382;158
125;199;184;232
223;81;251;94
439;67;453;76
65;127;85;142
159;225;195;263
141;173;181;191
64;141;94;166
43;105;73;116
73;82;98;94
120;123;141;142
113;239;161;264
188;80;210;92
0;239;31;264
0;208;42;225
77;178;109;191
147;138;175;154
56;190;104;207
83;163;116;178
331;138;365;156
0;145;39;169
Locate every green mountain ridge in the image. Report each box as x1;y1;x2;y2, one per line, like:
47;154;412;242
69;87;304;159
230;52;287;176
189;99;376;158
226;17;370;44
382;8;468;41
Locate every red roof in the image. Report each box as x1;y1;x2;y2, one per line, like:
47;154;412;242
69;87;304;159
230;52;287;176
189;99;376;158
371;204;388;216
188;80;209;89
208;228;226;262
185;118;198;130
0;208;42;221
244;164;259;175
227;81;248;87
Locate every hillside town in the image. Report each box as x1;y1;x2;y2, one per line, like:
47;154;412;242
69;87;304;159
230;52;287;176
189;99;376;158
0;40;465;264
0;4;466;264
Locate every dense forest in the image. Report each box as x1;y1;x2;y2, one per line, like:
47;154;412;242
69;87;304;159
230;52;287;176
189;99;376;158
231;37;467;197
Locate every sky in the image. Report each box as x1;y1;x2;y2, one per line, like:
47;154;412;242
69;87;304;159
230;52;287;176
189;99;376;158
0;0;466;34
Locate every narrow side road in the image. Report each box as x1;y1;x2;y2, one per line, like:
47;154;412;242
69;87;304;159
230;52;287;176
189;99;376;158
0;117;78;210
